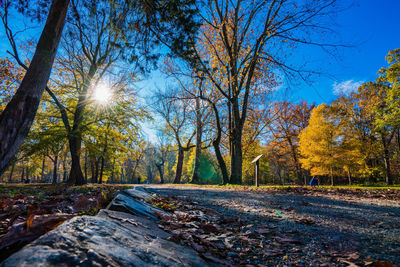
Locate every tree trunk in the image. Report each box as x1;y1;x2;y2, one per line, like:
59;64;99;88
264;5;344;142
147;165;153;184
84;150;88;183
52;155;58;184
347;169;352;185
383;146;393;185
21;167;25;183
67;134;85;185
173;148;184;184
288;138;302;185
62;155;67;182
41;155;46;182
99;156;105;184
110;158;115;184
330;167;334;186
230;128;243;184
191;96;202;184
156;164;164;184
0;0;70;176
213;141;229;184
201;95;229;184
9;160;15;183
94;159;99;184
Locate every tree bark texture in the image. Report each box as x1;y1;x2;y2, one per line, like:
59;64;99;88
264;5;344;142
173;148;184;184
0;0;70;176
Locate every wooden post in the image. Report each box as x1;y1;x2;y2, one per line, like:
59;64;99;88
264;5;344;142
251;154;263;187
255;160;259;187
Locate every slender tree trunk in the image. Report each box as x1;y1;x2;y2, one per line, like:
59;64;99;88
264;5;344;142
383;146;392;185
9;160;15;183
52;155;58;184
91;159;95;183
41;155;46;182
25;167;29;183
84;150;88;183
62;155;67;182
330;167;334;186
147;165;153;184
21;167;25;183
288;138;302;185
173;148;184;184
121;167;125;184
201;95;229;184
94;158;99;184
191;96;202;184
0;0;70;176
99;156;105;184
213;141;229;184
156;164;164;184
110;158;115;184
347;169;352;185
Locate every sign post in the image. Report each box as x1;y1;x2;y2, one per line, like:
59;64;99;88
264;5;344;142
251;154;264;187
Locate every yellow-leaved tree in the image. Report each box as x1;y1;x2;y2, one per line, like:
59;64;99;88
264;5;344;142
298;104;339;185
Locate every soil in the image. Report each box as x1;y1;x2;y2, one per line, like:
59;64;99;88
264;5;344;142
146;185;400;266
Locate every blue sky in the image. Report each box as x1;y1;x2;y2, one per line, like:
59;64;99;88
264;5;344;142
1;0;398;105
137;0;400;107
1;0;399;142
287;0;400;104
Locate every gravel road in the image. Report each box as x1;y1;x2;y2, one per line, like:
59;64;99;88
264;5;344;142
147;185;400;266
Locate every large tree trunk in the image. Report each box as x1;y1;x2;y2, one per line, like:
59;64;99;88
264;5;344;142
230;128;243;184
52;155;58;184
66;64;96;185
67;134;85;185
229;100;243;184
0;0;70;176
173;148;184;184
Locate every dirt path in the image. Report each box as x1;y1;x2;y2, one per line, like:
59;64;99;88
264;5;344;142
147;185;400;266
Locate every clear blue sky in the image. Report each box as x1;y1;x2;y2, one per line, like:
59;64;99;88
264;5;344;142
286;0;400;104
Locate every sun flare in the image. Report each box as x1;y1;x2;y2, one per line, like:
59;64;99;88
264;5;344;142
93;84;112;104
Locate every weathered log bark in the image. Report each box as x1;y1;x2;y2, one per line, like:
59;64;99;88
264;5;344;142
0;0;70;175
